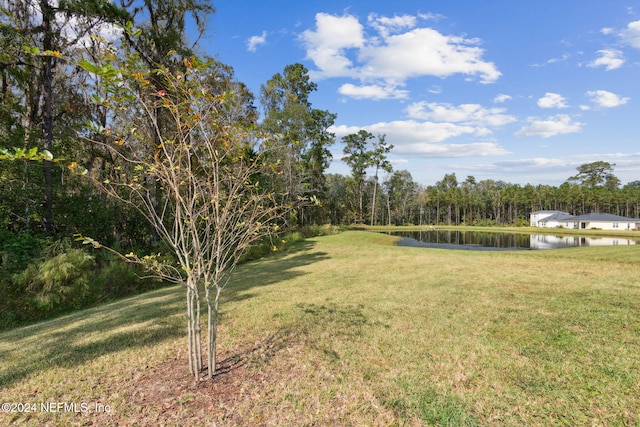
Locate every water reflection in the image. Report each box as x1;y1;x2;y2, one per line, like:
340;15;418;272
389;230;639;250
529;234;638;250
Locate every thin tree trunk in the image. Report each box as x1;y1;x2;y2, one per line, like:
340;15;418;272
41;0;54;232
370;167;379;226
196;287;202;375
205;284;220;379
386;195;391;225
209;287;221;379
359;181;363;224
187;287;195;378
186;281;201;383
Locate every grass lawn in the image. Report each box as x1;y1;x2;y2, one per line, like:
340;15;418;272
1;230;639;425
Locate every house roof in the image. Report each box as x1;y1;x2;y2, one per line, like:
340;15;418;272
531;210;570;215
572;213;640;222
539;212;575;222
537;212;640;223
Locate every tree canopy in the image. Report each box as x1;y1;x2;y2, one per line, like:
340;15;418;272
567;161;620;189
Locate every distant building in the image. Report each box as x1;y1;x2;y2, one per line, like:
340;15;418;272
530;210;640;230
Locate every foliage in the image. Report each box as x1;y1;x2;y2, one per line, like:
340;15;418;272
122;0;214;70
298;224;341;238
0;239;166;330
239;224;341;262
260;63;336;225
568;160;620;189
360;162;639;227
0;0;337;343
340;131;395;225
0;232;47;328
0;232;46;275
79;38;303;381
342;130;376;224
385;170;420;225
368;134;393;226
14;248;94;311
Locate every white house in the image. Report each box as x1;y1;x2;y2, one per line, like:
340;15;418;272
530;210;573;227
530;210;640;231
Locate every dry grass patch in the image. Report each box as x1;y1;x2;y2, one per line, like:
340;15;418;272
1;230;640;425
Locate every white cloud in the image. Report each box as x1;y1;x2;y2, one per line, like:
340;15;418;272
338;83;409;100
492;158;575;183
247;31;268;52
395;142;509;158
498;157;570;167
532;53;571;67
620;20;640;48
469;156;640;185
493;94;512;103
537;93;568;109
358;28;501;84
546;53;571;64
586;90;629;108
515;114;583;138
390;159;409;165
588;49;625;70
418;12;445;22
299;13;365;79
300;12;501;93
406;102;516;127
368;13;417;38
332;119;510;159
332;120;479;144
331;101;515;160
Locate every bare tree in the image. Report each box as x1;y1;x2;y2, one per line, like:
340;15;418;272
78;50;297;382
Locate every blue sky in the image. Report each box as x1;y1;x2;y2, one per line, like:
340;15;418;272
202;1;640;187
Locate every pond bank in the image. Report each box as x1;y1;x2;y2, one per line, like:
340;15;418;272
395;235;528;251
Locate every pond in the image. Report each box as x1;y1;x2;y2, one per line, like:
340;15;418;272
388;230;640;251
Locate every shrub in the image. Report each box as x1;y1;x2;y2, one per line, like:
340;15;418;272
0;233;47;327
239;225;341;263
298;224;341;238
14;248;95;312
0;237;172;329
0;232;46;276
93;258;161;300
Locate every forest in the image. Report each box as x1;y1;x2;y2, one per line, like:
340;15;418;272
1;1;639;331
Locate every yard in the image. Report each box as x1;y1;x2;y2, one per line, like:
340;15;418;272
1;230;639;425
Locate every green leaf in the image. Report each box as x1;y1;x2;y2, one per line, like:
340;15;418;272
86;121;106;134
78;59;101;74
22;45;40;55
90;94;105;105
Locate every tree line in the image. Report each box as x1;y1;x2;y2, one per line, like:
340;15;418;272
323;161;640;227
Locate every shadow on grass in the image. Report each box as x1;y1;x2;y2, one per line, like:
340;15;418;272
0;241;329;389
212;300;378;382
223;240;329;303
0;286;184;388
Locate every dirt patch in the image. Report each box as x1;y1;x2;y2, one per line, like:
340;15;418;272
86;356;241;426
88;335;287;426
